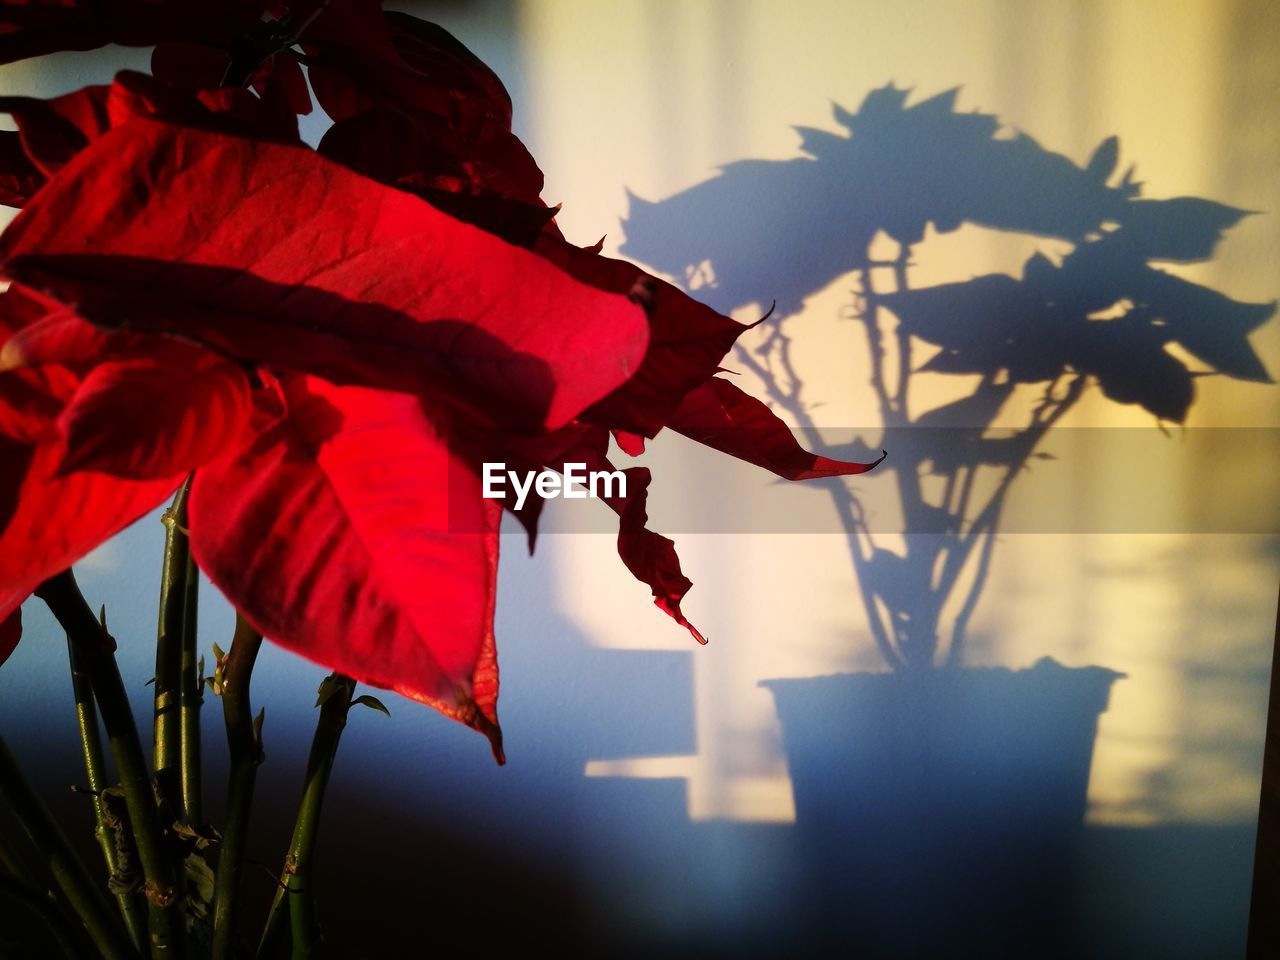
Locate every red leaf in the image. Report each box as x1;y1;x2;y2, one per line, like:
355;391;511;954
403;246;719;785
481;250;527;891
0;433;182;591
0;1;267;65
140;50;309;139
305;10;542;203
0;281;190;586
401;180;560;249
0;368;65;442
611;466;704;644
189;374;504;760
0;85;111;177
257;52;312;117
0;305;119;374
531;427;703;643
612;429;646;457
0;283;80;442
0;72;304;201
319;107;559;252
0;4;119;64
318;107;462;187
0;280;59;333
535;234;751;436
0;119;649;433
1;282;255;472
668;377;887;479
0;130;44;206
56;344;253;479
294;0;391;63
384;12;513;126
304;9;513;130
150;41;229;95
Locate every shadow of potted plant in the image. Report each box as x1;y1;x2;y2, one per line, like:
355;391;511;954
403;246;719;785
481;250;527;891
621;85;1276;954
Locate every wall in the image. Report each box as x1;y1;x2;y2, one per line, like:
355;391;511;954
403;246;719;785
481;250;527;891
1;1;1277;956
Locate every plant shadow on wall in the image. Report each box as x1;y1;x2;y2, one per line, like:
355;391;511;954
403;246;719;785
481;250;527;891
621;85;1277;958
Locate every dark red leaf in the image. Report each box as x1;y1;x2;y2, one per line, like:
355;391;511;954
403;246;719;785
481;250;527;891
319;107;557;245
318;107;461;186
294;0;391;62
0;71;304;196
403;182;560;249
0;130;44;206
152;41;312;125
611;466;704;644
667;377;887;479
151;41;230;95
258;52;312;117
0;1;267;65
0;85;111;177
304;9;542;203
384;11;512;125
529;426;703;643
535;234;751;436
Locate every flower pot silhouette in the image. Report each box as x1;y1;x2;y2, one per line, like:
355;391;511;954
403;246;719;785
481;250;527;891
763;658;1124;955
623;85;1273;956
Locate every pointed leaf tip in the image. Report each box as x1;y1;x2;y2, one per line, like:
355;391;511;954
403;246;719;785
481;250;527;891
748;300;778;328
668;378;888;480
675;612;708;646
473;710;504;765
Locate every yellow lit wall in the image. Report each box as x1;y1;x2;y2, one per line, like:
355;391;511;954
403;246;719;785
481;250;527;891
508;0;1280;825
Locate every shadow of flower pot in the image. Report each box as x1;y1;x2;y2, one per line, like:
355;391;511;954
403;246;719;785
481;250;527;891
761;657;1123;957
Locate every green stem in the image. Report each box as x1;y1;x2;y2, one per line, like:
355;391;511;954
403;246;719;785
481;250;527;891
154;478;192;817
179;548;202;827
36;570;185;958
211;614;264;960
0;737;137;960
68;631;148;950
257;674;355;960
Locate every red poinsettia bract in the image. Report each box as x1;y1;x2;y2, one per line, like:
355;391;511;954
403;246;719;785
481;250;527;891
0;0;883;760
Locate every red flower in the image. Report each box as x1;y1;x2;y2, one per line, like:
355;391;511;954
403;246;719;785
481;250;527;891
0;1;883;759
